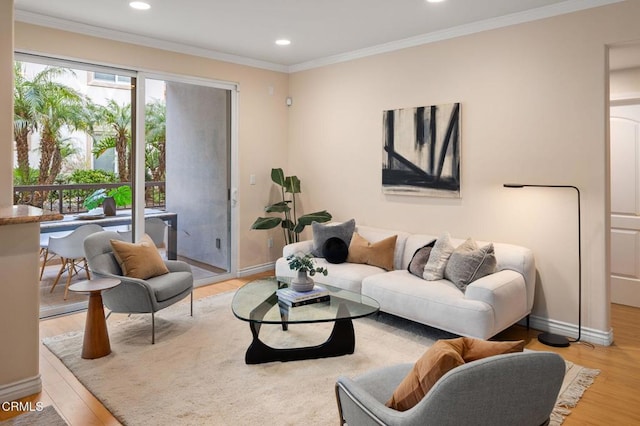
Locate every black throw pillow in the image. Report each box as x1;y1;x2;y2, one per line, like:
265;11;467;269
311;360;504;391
322;237;349;264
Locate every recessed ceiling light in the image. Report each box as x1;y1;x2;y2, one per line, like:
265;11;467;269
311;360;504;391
275;39;291;46
129;1;151;10
427;0;446;3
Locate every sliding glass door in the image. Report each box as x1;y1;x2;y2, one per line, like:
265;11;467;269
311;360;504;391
144;76;234;284
14;54;135;317
14;53;237;318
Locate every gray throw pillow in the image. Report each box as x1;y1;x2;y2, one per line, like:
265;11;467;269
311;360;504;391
423;233;455;281
311;219;356;257
407;240;436;278
444;238;497;291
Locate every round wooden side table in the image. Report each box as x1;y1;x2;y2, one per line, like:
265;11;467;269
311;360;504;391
68;278;121;359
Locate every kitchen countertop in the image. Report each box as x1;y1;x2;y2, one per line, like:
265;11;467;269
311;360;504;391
0;205;63;226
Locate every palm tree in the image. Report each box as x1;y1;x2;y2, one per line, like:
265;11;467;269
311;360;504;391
91;100;131;182
145;99;166;182
12;63;72;184
35;79;92;185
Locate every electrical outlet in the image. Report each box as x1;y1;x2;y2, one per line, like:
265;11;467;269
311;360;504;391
267;237;274;248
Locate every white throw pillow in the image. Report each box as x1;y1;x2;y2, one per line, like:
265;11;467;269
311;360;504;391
423;232;455;281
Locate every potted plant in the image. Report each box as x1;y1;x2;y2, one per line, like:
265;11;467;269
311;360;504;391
83;185;132;216
286;253;328;292
251;168;332;245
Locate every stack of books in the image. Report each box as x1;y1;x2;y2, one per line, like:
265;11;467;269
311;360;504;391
276;285;330;307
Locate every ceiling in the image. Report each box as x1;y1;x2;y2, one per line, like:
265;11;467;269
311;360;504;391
13;0;630;72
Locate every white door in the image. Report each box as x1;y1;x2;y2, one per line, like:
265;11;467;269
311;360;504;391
611;104;640;307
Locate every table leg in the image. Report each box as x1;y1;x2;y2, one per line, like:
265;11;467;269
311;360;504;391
244;303;355;364
166;215;177;260
82;291;111;359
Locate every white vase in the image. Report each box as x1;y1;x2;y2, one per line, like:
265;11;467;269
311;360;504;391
291;270;314;292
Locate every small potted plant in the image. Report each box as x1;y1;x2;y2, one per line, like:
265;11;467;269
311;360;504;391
286;253;328;292
83;185;132;216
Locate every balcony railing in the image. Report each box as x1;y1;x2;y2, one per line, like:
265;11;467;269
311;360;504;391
14;182;166;214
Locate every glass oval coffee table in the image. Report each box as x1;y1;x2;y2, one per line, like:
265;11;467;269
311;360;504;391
232;276;379;364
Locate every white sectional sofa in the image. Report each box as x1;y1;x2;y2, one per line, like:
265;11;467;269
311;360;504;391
275;224;535;339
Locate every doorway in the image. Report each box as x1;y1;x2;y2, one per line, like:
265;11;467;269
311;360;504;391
609;42;640;308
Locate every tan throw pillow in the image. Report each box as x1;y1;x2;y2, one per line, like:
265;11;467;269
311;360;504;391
110;234;169;279
455;337;525;362
386;337;525;412
346;232;397;271
385;340;465;412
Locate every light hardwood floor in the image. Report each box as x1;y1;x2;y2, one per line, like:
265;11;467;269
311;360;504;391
2;272;639;425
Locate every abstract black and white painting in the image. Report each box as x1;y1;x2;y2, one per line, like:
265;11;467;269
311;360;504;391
382;103;461;197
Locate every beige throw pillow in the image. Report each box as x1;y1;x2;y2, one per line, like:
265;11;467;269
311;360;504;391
346;232;397;271
386;337;525;412
423;232;455;280
110;234;169;279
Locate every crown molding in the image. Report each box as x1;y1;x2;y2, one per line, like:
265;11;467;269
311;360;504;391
288;0;625;73
14;10;289;74
15;0;624;75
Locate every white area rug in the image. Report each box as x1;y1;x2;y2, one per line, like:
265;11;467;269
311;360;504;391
43;291;597;426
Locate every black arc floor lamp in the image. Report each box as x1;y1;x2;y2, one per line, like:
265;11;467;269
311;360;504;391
503;183;581;347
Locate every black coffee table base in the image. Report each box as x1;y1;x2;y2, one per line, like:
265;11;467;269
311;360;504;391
245;303;356;364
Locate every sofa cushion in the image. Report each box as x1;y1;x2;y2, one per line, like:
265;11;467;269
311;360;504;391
407;240;436;278
110;234;169;280
311;219;356;257
423;233;455;280
445;238;497;291
347;232;397;271
386;337;525;411
322;237;349;264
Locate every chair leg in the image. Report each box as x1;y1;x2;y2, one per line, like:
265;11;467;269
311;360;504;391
50;258;67;293
190;292;193;317
63;258;83;300
84;258;91;280
63;261;76;300
39;248;49;280
152;312;155;345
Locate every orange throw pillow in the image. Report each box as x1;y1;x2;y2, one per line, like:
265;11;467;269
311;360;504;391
346;232;397;271
110;233;169;279
386;337;525;411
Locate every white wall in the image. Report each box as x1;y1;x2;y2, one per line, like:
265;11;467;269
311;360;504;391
288;2;640;344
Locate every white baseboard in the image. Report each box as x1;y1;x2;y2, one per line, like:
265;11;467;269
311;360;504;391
0;375;42;403
528;315;614;346
238;262;275;277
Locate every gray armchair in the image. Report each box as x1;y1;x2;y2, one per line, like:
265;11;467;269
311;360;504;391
335;351;565;426
83;230;194;344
